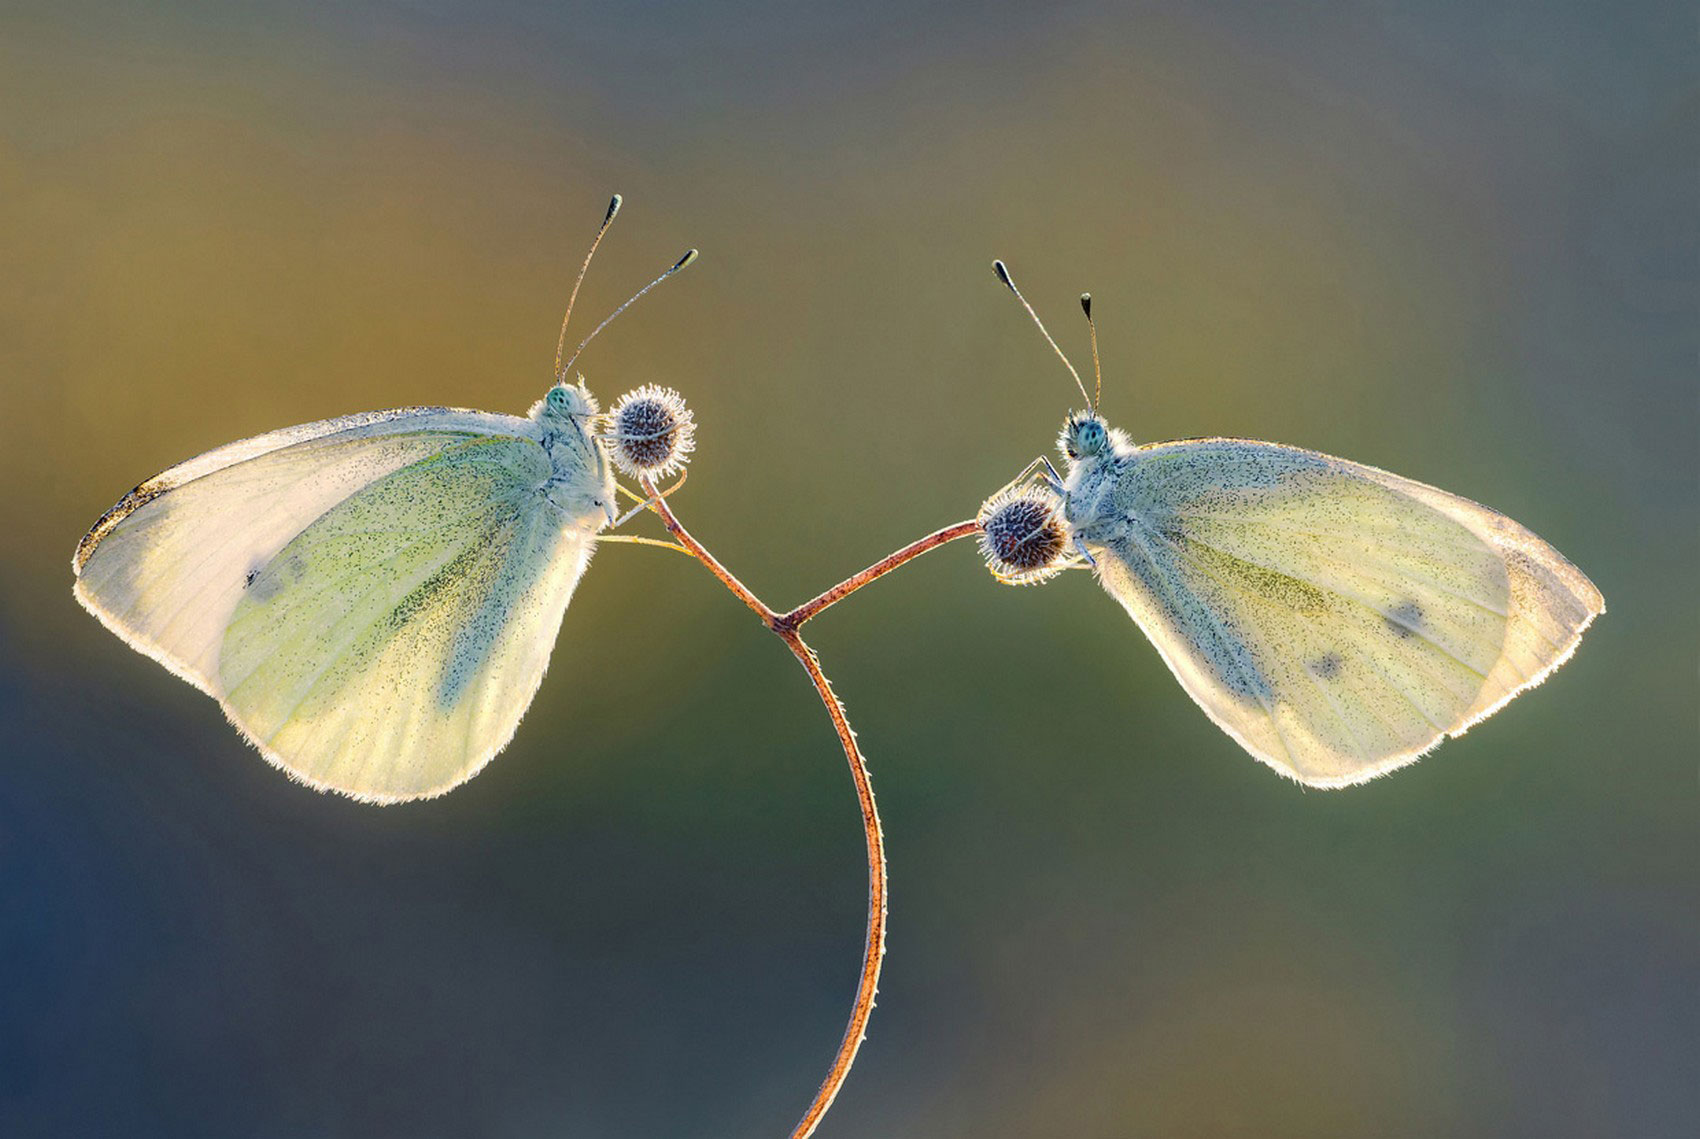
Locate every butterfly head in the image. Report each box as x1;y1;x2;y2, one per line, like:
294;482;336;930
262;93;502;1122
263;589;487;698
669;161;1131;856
539;380;600;423
1059;412;1111;462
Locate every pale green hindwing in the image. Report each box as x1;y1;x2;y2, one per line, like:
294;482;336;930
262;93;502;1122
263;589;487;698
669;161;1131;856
218;435;590;800
1093;439;1603;787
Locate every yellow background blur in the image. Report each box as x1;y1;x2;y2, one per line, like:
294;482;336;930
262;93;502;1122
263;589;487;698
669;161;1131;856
3;3;1694;1136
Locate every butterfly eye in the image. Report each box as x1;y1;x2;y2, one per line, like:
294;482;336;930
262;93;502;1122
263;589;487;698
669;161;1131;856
976;488;1068;586
1078;420;1107;454
546;387;569;409
608;385;695;478
1060;415;1109;460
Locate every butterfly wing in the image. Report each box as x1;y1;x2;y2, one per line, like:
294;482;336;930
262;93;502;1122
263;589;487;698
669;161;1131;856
75;408;532;686
75;409;598;802
1091;439;1602;787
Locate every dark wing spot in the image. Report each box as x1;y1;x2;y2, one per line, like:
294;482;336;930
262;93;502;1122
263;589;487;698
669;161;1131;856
1309;652;1343;679
244;569;258;588
1384;600;1423;639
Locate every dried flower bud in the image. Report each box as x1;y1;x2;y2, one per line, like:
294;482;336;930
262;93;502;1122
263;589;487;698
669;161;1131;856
608;385;695;478
977;486;1069;585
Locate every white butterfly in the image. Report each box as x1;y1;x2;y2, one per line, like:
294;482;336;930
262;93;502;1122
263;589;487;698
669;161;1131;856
73;198;696;803
978;262;1604;788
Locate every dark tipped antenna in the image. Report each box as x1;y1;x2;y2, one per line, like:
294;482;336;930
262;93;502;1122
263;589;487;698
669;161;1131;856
554;194;624;376
558;248;699;379
992;260;1093;411
1080;293;1102;410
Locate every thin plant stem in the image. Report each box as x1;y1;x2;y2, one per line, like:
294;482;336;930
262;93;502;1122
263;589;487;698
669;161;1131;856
776;520;981;631
639;475;775;624
637;476;981;1138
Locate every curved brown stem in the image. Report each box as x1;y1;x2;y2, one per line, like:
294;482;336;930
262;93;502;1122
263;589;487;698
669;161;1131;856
638;478;980;1137
769;628;883;1138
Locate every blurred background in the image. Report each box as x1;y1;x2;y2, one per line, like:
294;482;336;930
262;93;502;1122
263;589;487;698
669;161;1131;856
2;2;1694;1136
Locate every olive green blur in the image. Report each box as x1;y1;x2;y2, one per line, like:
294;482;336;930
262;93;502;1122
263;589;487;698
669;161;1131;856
3;3;1694;1137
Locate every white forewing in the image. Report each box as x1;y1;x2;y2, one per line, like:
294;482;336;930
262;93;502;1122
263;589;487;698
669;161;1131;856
1087;439;1602;787
73;407;600;801
74;407;532;686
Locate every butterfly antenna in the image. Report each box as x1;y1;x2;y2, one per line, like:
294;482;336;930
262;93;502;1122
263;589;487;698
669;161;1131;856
1080;292;1103;410
559;248;699;378
554;194;623;377
992;260;1093;411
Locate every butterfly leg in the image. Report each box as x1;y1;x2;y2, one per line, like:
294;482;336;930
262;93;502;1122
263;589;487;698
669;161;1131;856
1072;535;1097;567
615;467;688;503
595;533;693;556
985;456;1059;505
610;468;690;527
611;497;654;528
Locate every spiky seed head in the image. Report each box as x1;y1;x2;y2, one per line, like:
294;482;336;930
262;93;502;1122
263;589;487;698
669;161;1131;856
977;486;1069;585
608;385;695;478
